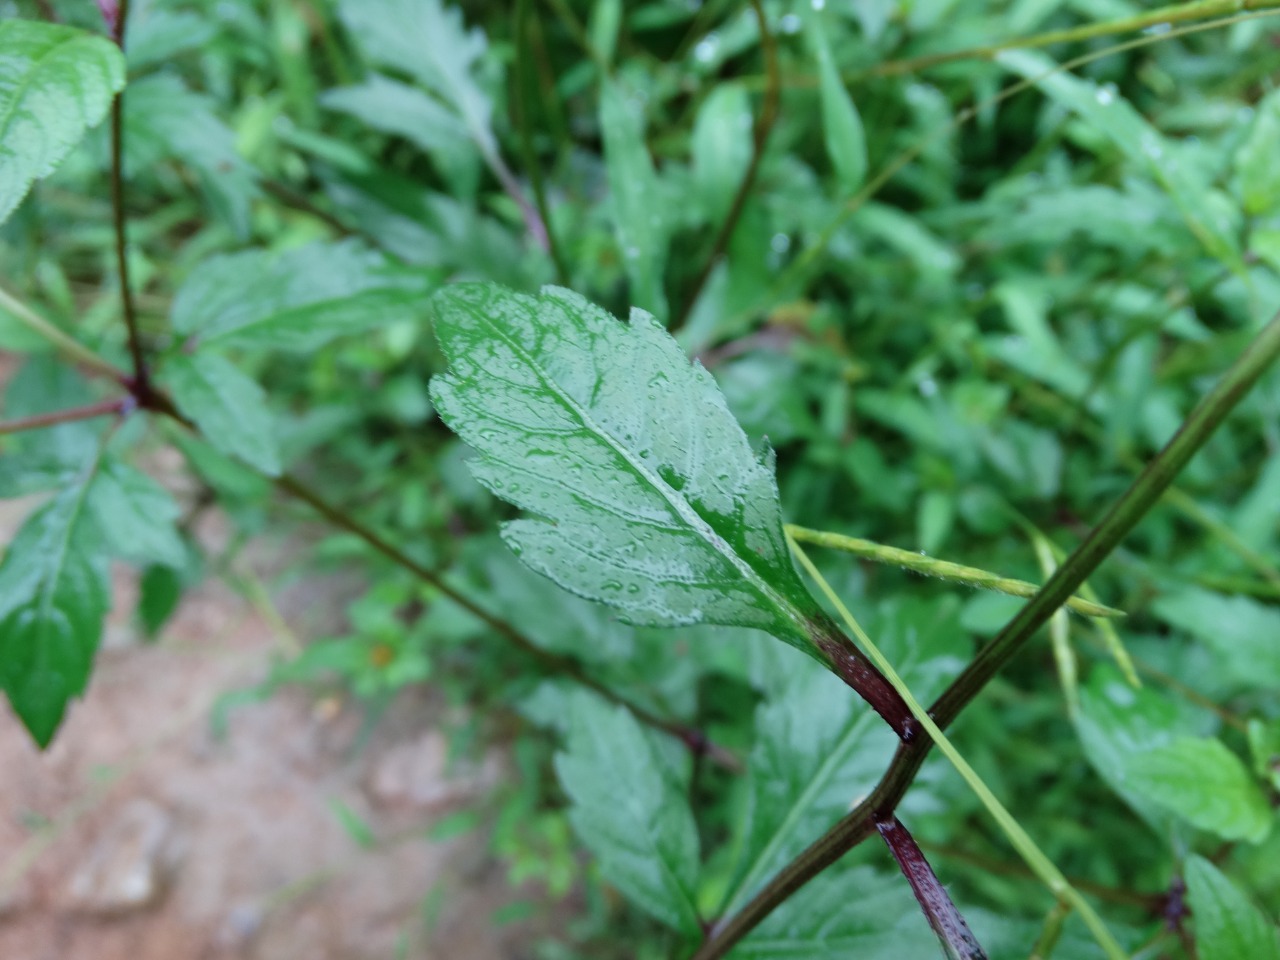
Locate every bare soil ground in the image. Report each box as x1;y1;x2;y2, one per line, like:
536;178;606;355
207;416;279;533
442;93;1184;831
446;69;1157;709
0;499;553;960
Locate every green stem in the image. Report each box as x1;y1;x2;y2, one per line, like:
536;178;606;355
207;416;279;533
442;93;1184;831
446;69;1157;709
866;0;1280;78
108;0;149;395
692;306;1280;959
789;535;1127;959
786;525;1124;618
0;283;127;383
672;0;780;332
515;0;569;283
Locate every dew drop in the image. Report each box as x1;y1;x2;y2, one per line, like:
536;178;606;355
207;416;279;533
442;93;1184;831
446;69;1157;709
1095;84;1116;105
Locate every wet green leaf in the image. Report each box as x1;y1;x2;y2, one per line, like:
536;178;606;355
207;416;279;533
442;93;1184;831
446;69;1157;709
0;20;125;224
0;478;109;747
162;353;281;476
428;283;823;647
600;80;669;316
171;240;435;352
554;692;700;933
1128;737;1271;843
88;459;186;568
1185;855;1280;960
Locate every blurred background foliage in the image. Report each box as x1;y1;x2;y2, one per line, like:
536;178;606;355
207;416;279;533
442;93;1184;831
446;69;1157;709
1;0;1279;956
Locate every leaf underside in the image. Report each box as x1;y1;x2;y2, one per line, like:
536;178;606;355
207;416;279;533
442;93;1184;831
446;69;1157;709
0;20;126;225
429;283;822;647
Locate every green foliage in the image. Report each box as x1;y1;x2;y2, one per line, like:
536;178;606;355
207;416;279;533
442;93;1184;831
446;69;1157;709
2;0;1279;957
0;20;124;224
0;472;108;746
555;692;701;935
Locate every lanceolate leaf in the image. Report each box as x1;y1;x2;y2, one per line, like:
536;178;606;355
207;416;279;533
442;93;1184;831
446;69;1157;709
0;20;126;224
0;476;110;747
1185;855;1280;960
171;240;436;351
554;692;701;934
429;284;907;730
88;459;186;568
162;352;281;476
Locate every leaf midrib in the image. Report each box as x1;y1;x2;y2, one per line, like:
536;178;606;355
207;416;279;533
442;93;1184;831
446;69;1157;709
473;305;809;641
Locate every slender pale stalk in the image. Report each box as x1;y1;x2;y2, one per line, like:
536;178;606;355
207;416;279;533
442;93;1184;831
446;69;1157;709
1033;536;1079;716
865;0;1280;78
0;399;129;436
788;534;1128;960
693;307;1280;960
0;284;126;383
786;525;1123;618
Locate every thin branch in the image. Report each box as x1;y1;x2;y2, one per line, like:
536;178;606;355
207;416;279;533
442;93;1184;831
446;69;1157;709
0;399;130;436
877;817;987;960
107;0;149;396
672;0;779;332
786;525;1124;618
691;305;1280;959
260;179;362;240
864;0;1280;79
0;283;128;384
273;472;742;772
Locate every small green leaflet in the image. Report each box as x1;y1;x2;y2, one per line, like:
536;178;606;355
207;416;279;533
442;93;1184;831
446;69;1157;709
170;240;435;351
428;283;824;648
1127;737;1271;844
805;12;867;194
600;81;670;317
123;75;259;238
161;352;281;476
554;692;701;934
88;459;186;569
0;477;109;747
1185;855;1280;960
0;20;126;225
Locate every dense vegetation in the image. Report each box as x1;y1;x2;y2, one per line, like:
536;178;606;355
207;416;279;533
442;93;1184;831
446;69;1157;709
1;0;1279;957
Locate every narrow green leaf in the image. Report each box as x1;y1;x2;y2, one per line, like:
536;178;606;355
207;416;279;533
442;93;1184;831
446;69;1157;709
0;20;125;224
429;283;821;646
692;84;753;223
554;692;700;933
1151;588;1280;692
1127;737;1272;844
88;459;186;569
321;73;472;157
998;50;1242;271
1185;855;1280;960
600;80;669;316
1075;666;1210;835
162;353;281;476
0;479;109;747
171;240;435;352
809;25;867;193
1236;89;1280;216
338;0;496;158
